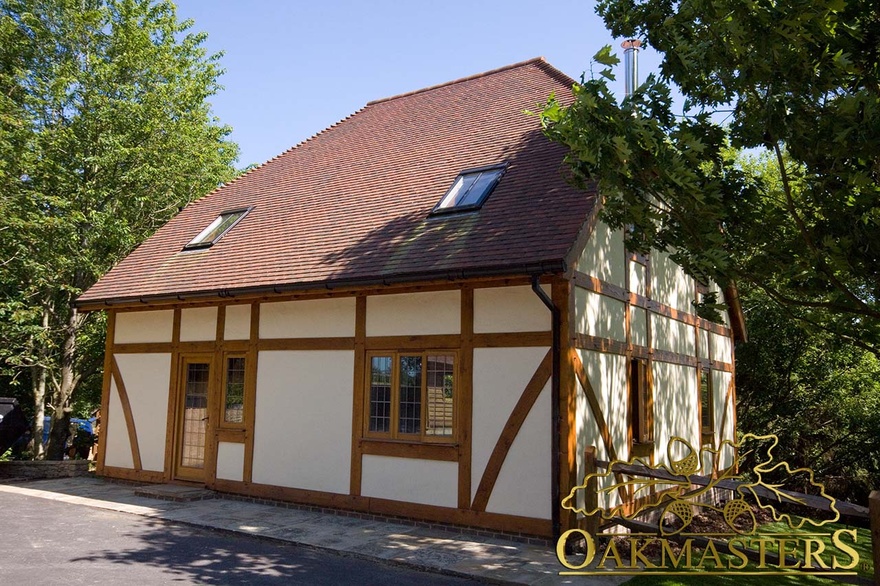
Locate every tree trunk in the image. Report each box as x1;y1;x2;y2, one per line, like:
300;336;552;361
29;304;51;460
31;364;46;460
45;307;82;460
45;409;71;461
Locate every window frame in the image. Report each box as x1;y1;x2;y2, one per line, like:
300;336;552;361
429;163;508;216
218;352;247;430
183;206;253;250
363;350;458;444
629;358;654;448
699;368;715;444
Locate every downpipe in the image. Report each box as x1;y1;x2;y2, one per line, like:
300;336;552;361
531;274;561;541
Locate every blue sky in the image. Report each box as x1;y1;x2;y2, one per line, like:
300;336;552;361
173;1;667;168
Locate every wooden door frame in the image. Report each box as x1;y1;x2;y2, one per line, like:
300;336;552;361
172;352;217;483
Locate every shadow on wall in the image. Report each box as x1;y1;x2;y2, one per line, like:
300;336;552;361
320;128;590;281
652;251;694;313
654;362;700;466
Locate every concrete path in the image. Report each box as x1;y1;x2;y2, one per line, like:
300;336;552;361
0;476;624;585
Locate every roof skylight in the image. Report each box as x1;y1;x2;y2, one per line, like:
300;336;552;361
184;207;251;250
431;163;507;215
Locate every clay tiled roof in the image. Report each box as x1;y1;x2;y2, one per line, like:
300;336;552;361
78;58;597;307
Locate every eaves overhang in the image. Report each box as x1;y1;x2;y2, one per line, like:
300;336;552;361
74;259;567;312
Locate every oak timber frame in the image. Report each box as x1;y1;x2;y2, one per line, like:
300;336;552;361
94;257;736;538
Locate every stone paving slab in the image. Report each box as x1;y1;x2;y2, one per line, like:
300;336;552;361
0;476;625;586
134;483;216;501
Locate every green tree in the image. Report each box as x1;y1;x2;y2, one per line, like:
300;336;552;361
540;0;880;355
736;286;880;503
0;0;238;459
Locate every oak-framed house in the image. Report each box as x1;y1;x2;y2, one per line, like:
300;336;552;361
77;58;744;540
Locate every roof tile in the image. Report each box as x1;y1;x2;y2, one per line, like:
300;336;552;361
79;58;597;306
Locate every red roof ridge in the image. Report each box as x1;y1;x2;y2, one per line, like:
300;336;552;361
366;57;566;106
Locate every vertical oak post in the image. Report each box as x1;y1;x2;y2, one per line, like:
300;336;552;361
584;446;599;537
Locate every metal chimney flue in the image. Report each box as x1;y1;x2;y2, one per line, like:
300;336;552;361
621;39;642;98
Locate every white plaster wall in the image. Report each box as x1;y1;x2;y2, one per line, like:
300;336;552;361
576;349;628;511
708;281;731;326
114;353;171;472
114;310;173;344
473;285;550;333
715;370;736;471
574;288;626;342
652;361;699;469
179;307;217;342
224;304;251;340
471;347;550;511
631;307;648;348
697;328;710;359
252;350;353;493
651;314;695;356
104;379;133;469
366;291;460;336
710;332;733;364
260;298;356;339
576;221;626;288
361;456;458;508
486;384;552;519
650;251;694;313
629;261;647;296
216;441;245;482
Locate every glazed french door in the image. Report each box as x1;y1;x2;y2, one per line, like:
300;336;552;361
174;355;213;481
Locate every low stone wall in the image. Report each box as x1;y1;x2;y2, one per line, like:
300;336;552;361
0;459;91;479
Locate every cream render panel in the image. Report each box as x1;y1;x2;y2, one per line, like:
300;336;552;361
652;361;699;467
714;370;736;471
576;220;626;288
697;327;710;359
574;287;626;342
651;313;696;356
631;307;648;348
576;349;628;510
104;379;133;469
114;353;171;472
486;384;552;520
216;441;245;482
224;304;251;340
708;281;731;326
366;290;460;336
710;332;734;364
179;307;217;342
650;251;695;313
473;285;550;333
628;260;647;296
471;347;550;503
577;350;629;462
260;298;356;339
361;456;458;508
114;310;173;344
252;350;353;494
